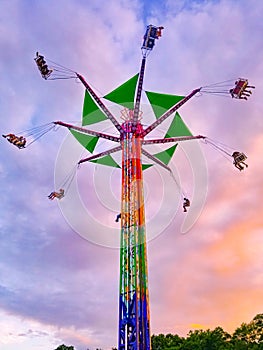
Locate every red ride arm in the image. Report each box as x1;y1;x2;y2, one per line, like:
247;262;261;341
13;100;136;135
143;135;205;145
142;88;201;137
77;74;123;134
54;121;120;142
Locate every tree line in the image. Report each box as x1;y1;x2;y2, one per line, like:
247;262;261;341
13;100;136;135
54;313;263;350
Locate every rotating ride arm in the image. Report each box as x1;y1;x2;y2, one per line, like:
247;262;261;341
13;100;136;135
142;148;172;173
76;74;123;134
54;121;120;142
132;25;163;124
132;25;163;125
142;88;201;137
143;135;205;145
78;145;121;165
133;56;146;124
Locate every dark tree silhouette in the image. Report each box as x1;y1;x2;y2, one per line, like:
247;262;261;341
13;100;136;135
54;345;75;350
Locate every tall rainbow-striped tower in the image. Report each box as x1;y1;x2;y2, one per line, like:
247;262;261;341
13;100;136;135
55;25;202;349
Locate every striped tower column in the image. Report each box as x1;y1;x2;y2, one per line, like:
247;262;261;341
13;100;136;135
118;118;151;350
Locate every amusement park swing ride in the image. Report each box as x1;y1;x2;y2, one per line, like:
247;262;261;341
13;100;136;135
3;25;255;349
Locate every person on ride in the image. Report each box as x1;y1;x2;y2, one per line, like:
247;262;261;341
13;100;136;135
183;198;190;212
34;52;52;78
2;134;17;143
230;79;255;100
241;91;251;97
3;134;26;148
232;151;248;171
242;86;255;96
13;136;26;148
115;213;121;222
233;88;248;100
48;188;65;200
35;52;46;66
41;64;53;79
156;26;164;38
229;88;235;98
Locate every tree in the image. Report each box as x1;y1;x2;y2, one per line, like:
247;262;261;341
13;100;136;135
151;314;263;349
232;314;263;346
178;327;232;350
151;333;184;349
54;345;75;350
54;314;263;350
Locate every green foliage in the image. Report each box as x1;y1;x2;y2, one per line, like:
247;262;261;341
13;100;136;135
151;314;263;350
54;345;75;350
151;333;183;349
54;314;263;350
232;314;263;346
179;327;232;350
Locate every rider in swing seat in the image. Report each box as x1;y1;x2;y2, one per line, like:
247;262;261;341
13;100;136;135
183;198;190;212
48;188;65;200
3;134;26;148
115;213;121;222
3;134;17;142
35;52;46;66
13;136;26;148
232;151;248;171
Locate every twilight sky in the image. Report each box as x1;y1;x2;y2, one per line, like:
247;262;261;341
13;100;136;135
0;0;263;349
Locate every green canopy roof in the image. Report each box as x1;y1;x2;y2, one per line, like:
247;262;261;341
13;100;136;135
154;144;177;165
77;76;192;170
70;129;99;153
142;113;192;170
103;74;139;109
145;91;185;119
165;112;193;138
142;163;153;171
82;90;108;126
142;144;178;171
90;155;121;168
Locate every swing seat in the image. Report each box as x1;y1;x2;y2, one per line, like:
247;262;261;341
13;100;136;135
232;79;248;97
41;69;53;80
235;153;247;163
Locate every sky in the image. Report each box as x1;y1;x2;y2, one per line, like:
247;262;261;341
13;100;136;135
0;0;263;349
